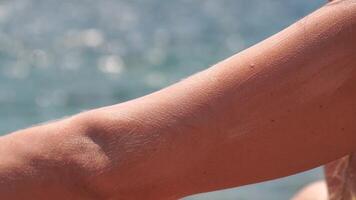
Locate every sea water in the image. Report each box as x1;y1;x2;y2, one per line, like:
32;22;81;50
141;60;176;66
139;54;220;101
0;0;325;199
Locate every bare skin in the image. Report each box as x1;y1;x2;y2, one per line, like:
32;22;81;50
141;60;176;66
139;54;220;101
291;181;328;200
0;1;355;199
292;155;356;200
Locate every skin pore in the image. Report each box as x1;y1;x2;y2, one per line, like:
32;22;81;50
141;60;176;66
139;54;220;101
0;0;355;199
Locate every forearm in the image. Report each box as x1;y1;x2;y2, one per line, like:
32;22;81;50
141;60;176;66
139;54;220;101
0;117;102;199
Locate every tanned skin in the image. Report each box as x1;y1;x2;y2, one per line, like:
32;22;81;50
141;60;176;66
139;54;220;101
0;0;355;199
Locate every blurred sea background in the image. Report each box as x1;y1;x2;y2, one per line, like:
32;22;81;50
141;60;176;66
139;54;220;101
0;0;327;199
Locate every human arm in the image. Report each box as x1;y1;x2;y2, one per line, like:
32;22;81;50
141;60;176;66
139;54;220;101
1;1;356;199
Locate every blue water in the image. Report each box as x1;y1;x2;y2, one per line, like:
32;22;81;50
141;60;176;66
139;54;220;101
0;0;326;199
